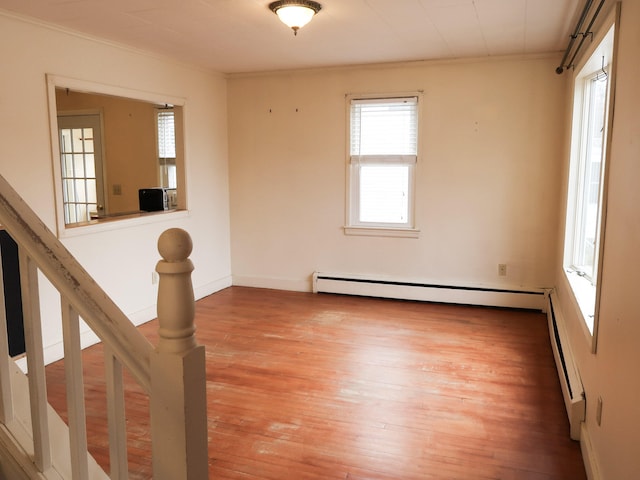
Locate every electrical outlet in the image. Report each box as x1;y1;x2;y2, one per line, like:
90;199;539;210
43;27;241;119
596;396;603;426
151;271;159;285
498;264;507;276
113;184;122;195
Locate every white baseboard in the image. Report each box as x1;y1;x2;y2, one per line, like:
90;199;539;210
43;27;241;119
580;423;601;480
194;275;232;300
232;274;312;293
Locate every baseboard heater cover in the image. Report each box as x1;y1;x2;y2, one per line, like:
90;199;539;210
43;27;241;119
312;272;547;310
547;291;585;440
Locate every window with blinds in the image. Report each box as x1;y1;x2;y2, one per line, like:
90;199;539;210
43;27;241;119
157;109;177;189
348;96;419;232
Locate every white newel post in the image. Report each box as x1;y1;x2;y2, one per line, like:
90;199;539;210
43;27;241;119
151;228;209;479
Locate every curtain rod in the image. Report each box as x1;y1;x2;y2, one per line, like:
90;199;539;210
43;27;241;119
556;0;605;74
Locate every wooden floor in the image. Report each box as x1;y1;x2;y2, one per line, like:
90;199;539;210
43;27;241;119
45;286;586;479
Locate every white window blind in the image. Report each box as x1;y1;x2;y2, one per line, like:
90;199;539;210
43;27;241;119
350;97;418;159
157;110;177;189
157;110;176;159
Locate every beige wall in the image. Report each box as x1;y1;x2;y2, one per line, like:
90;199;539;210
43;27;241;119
228;55;566;292
554;1;640;478
0;12;231;361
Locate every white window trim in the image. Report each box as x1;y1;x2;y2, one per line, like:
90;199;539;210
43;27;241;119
344;225;420;238
564;269;596;333
46;74;188;238
345;92;423;237
562;4;619;353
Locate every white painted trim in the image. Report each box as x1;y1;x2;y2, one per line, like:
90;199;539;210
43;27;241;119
47;74;186;110
58;210;191;239
580;423;601;480
344;226;420;238
232;274;312;293
226;52;562;80
194;275;233;300
557;272;594;347
563;269;596;332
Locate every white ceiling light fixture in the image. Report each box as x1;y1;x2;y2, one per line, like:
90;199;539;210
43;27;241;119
269;0;322;36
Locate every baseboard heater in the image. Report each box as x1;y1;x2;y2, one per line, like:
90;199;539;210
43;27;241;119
312;272;547;310
547;291;585;440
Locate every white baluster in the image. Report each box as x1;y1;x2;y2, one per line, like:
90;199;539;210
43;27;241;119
150;228;208;480
61;299;89;479
104;345;128;480
19;250;51;472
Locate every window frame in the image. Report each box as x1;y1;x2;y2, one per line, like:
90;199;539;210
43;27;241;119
563;5;619;352
46;74;189;238
568;71;608;282
345;93;422;238
156;108;178;190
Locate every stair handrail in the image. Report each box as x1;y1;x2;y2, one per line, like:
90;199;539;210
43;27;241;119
0;173;209;479
0;174;153;392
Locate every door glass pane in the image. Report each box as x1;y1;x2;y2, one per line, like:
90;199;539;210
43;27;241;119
73;154;85;177
72;129;84;152
64;179;75;202
86;179;97;203
85;154;96;177
62;154;74;177
82;128;94;152
75;180;86;202
61;130;72;153
76;204;88;222
65;204;76;224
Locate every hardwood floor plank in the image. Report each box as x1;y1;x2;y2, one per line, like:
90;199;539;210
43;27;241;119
45;287;585;479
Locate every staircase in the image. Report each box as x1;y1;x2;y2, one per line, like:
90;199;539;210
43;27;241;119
0;174;208;479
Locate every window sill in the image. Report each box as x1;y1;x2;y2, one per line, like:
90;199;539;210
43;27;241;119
59;209;189;238
344;226;420;238
564;269;596;335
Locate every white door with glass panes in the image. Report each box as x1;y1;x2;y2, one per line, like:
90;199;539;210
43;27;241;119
57;113;106;224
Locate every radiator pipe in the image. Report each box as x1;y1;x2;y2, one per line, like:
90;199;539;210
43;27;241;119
556;0;595;74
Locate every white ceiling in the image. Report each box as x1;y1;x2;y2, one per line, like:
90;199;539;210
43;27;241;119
0;0;581;74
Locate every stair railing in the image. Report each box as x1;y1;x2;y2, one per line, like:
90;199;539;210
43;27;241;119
0;173;208;479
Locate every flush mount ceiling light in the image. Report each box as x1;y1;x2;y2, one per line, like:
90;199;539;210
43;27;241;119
269;0;322;36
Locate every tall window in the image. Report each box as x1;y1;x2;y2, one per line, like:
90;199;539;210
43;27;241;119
157;109;177;189
348;96;419;234
570;73;608;280
564;22;615;338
